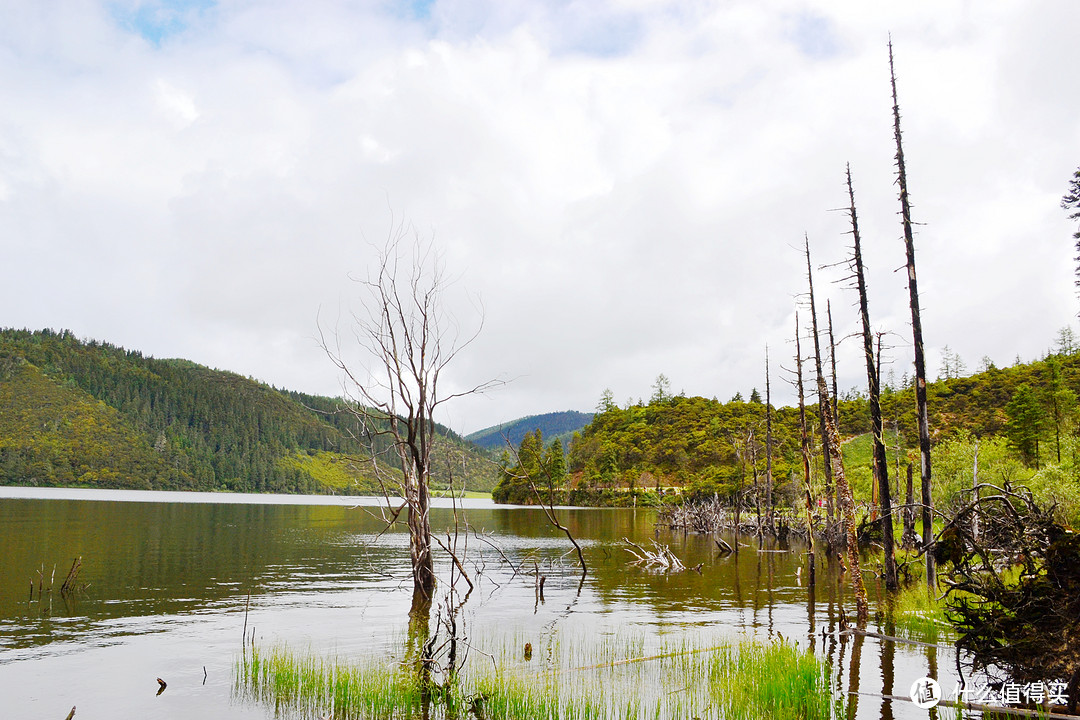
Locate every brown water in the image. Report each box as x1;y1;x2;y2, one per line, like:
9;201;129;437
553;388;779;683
0;488;960;719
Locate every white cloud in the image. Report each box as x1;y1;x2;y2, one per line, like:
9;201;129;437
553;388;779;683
0;0;1078;432
154;78;200;127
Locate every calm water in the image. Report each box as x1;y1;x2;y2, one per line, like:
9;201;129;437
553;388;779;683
0;488;958;719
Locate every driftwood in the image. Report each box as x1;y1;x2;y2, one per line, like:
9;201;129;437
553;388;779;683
623;538;700;573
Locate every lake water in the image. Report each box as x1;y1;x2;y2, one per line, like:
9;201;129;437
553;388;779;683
0;488;960;719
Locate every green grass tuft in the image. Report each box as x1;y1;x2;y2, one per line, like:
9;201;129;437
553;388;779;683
236;632;844;720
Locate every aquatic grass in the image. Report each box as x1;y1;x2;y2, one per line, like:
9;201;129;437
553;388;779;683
237;631;845;720
887;580;952;640
705;641;842;720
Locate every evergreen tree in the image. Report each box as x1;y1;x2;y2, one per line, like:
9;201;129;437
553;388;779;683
1005;384;1045;468
597;388;617;413
650;374;672;404
545;438;567;486
1042;357;1076;464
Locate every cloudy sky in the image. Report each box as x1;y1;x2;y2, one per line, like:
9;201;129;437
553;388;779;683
2;1;1078;434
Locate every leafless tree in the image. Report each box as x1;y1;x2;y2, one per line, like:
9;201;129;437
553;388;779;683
845;165;898;591
890;40;935;589
321;222;500;601
794;311;816;588
764;346;775;535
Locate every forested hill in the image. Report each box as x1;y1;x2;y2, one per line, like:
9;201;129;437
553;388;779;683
466;410;593;451
0;328;498;494
565;346;1080;504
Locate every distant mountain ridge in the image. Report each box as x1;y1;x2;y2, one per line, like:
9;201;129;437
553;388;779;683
466;410;593;451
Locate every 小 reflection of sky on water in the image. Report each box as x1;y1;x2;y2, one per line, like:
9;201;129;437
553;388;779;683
0;488;962;719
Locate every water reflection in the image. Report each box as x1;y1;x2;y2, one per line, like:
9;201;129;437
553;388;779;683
0;489;962;719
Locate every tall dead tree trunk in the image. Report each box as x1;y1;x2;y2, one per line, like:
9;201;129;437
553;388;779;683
795;312;816;588
890;41;935;589
805;236;869;623
828;300;839;429
846;165;898;591
817;328;836;545
827;300;840;529
765;346;775;536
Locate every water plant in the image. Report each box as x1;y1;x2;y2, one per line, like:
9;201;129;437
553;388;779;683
236;631;845;720
887;578;951;640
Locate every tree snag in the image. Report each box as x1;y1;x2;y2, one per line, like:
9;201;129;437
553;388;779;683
845;164;898;591
765;345;775;536
890;40;935;589
794;311;816;588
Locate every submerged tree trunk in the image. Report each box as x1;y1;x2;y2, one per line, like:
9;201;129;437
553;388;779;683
846;165;897;591
795;312;816;588
890;40;935;590
805;237;869;623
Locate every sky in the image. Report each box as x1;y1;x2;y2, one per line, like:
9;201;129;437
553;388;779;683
2;1;1079;435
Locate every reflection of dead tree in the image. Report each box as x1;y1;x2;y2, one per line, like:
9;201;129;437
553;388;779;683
935;483;1080;713
320;223;500;601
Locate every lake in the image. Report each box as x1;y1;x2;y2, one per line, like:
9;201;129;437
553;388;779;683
0;488;960;719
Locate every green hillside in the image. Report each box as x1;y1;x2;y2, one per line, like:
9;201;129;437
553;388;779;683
0;328;498;494
551;346;1080;518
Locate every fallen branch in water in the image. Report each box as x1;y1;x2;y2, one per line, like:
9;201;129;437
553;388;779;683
883;694;1078;720
623;538;698;573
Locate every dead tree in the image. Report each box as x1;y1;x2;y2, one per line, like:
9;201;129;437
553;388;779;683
795;311;817;588
890;40;935;589
765;346;775;535
827;299;839;433
805;236;869;623
321;224;499;601
845;165;898;591
817;311;837;542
